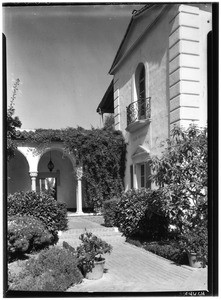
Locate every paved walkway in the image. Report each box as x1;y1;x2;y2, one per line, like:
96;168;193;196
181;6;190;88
57;215;208;293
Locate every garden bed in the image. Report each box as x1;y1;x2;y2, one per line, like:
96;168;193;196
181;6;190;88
126;237;189;266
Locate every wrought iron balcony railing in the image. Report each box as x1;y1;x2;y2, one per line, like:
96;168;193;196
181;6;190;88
127;97;151;126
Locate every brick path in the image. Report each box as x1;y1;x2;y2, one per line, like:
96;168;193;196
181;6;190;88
58;215;208;293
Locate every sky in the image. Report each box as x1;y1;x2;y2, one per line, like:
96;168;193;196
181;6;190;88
3;3;144;130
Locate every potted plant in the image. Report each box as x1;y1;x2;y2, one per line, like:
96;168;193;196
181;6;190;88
179;224;208;268
76;231;113;280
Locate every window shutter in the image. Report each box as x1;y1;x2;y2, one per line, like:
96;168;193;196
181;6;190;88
130;165;134;189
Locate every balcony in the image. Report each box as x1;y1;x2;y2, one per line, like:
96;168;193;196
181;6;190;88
126;97;151;132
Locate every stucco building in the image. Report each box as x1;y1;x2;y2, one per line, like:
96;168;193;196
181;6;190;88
97;3;212;191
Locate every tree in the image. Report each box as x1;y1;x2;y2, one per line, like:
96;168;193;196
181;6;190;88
7;79;22;161
150;124;207;233
103;114;115;130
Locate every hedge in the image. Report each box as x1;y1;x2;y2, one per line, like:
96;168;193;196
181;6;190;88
102;197;119;227
7;191;68;239
115;189;169;239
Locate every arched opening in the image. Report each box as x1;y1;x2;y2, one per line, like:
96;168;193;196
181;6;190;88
135;63;147;119
37;149;78;210
8;150;31;194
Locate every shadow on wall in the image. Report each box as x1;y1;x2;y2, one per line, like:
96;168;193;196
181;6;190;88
38;150;77;209
8;150;31;194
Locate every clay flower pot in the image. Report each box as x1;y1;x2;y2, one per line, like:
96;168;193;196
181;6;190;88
85;258;105;280
187;252;206;268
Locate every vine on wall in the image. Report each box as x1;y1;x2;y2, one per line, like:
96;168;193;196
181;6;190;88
18;127;127;210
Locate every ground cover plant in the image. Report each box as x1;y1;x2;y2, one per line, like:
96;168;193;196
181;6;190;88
8;246;83;291
7;190;68;241
126;237;189;265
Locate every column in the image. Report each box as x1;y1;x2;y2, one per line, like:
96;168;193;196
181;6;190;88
30;172;38;191
76;166;83;214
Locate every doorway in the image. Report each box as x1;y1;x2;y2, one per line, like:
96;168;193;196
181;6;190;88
39;177;57;200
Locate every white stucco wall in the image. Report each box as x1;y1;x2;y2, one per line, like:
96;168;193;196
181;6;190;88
37;150;77;209
113;6;173;189
111;4;211;189
199;9;212;127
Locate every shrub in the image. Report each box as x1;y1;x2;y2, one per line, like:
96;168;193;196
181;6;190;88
8;215;54;261
151;124;207;234
8;246;83;291
102;197;119;227
7;191;68;238
178;221;208;261
116;189;169;239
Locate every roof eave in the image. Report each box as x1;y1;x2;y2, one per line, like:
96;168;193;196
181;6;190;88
96;80;114;114
109;4;155;75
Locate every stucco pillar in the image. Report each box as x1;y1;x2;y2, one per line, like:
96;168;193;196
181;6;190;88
169;5;201;129
76;166;83;214
30;172;38;191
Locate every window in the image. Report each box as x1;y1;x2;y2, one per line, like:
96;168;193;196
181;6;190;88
138;162;151;189
130;165;134;189
136;64;146;119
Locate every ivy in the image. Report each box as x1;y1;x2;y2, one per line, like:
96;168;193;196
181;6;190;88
17;126;126;210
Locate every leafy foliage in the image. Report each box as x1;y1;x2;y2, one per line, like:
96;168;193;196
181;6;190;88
18;127;126;210
115;189;169;239
103;114;115;130
7;79;22;161
73;231;112;275
102;197;120;227
150;124;207;234
142;240;188;265
8;246;83;291
7;191;68;239
8;215;53;262
178;221;208;260
63;127;126;209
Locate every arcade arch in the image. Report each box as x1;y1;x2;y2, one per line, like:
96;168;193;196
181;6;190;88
8;142;84;214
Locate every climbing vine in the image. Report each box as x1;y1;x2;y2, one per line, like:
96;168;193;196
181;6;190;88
17;127;126;210
7;79;22;161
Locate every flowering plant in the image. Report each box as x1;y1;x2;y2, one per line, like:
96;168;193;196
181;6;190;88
76;232;112;275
